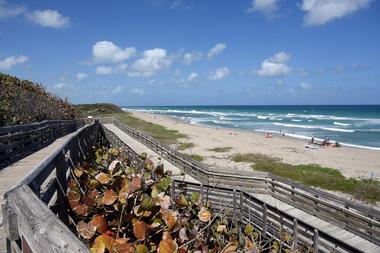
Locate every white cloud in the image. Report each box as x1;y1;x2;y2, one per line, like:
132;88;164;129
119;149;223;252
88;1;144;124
76;72;87;81
130;88;144;95
257;51;291;77
300;82;312;90
187;72;199;82
0;0;25;19
54;82;67;89
248;0;279;17
208;67;231;80
208;43;226;59
300;0;372;26
96;66;113;74
183;51;203;64
27;9;70;28
0;55;28;70
129;48;171;77
93;41;136;63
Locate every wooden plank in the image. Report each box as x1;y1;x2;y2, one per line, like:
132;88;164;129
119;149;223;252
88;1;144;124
6;185;90;253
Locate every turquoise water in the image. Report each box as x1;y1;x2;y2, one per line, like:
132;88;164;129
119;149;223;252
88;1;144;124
123;105;380;150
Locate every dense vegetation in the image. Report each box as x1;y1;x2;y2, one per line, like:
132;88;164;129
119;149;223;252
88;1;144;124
75;104;186;145
75;103;124;118
232;153;380;203
67;145;309;252
0;73;75;126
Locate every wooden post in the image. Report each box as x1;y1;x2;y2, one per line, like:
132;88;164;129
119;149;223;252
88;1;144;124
2;203;19;250
263;203;267;236
56;151;69;223
239;192;243;224
292;219;298;251
170;181;175;209
313;229;319;253
233;187;237;225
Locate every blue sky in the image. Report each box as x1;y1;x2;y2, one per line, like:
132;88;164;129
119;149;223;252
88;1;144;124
0;0;379;105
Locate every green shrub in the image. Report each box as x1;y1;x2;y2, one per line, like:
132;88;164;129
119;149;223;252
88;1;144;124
176;142;195;151
208;147;233;152
0;73;75;126
232;153;380;203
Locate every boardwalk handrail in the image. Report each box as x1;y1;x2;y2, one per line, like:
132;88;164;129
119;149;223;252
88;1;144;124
2;121;101;253
0;119;84;170
106;117;380;246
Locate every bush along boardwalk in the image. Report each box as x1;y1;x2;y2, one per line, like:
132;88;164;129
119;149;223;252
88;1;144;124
66;145;311;253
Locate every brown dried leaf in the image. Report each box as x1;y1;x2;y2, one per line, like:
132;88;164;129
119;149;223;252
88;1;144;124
162;210;177;230
158;231;178;253
83;196;96;207
77;221;96;239
93;235;115;251
102;189;118;205
95;172;111;184
67;191;80;210
113;243;135;253
74;167;84;178
90;215;108;234
198;207;212;222
75;204;89;216
90;239;105;253
133;221;147;241
129;176;142;193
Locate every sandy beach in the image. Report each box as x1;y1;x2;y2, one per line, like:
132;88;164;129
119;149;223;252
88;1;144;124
130;111;380;180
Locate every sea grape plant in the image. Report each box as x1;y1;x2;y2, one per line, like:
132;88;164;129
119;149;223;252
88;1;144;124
66;146;310;252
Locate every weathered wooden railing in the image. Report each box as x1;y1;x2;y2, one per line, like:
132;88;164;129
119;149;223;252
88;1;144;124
106;117;380;246
2;120;101;253
0;119;84;170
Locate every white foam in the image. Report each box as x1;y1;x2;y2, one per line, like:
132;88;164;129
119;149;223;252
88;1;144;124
333;122;351;126
291;119;302;122
321;127;355;133
272;123;316;129
257;116;268;119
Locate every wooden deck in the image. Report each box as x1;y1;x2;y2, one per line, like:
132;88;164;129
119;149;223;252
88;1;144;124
103;124;199;184
104;123;380;253
0;132;77;253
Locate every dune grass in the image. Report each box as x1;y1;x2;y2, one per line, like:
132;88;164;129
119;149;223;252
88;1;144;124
232;152;380;203
113;112;187;145
208;147;233;153
183;154;204;162
176;142;195;151
75;104;187;145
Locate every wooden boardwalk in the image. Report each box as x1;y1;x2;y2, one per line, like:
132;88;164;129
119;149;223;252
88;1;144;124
104;123;380;253
0;132;77;253
104;124;199;184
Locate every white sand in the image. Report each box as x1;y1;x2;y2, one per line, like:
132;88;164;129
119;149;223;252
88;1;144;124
130;111;380;180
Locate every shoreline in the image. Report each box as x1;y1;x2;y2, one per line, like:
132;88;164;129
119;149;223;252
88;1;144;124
124;109;380;151
127;110;380;180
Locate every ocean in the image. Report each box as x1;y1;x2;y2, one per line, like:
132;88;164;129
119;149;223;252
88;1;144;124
123;105;380;150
